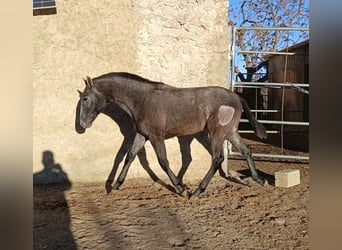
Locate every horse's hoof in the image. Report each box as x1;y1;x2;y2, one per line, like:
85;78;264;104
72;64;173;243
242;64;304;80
107;187;120;195
180;189;191;199
255;177;266;186
110;183;120;192
105;185;113;194
191;190;204;199
190;194;202;200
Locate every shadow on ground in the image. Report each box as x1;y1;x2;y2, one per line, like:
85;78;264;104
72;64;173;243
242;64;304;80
33;150;77;250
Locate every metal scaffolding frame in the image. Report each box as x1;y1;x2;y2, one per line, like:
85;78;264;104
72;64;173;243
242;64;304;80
225;26;309;165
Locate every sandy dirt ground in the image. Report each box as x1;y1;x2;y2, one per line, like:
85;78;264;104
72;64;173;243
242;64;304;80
34;149;309;250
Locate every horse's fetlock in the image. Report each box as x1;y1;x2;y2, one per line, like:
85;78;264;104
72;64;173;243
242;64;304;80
176;184;183;192
193;188;204;198
112;182;121;190
252;175;264;186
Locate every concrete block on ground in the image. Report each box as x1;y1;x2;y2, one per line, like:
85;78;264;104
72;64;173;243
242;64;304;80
275;169;300;187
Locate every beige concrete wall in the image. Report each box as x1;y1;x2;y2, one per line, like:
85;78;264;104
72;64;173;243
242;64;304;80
33;0;229;184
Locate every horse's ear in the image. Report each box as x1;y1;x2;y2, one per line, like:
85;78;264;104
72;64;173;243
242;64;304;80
77;90;83;97
83;76;93;88
82;77;88;86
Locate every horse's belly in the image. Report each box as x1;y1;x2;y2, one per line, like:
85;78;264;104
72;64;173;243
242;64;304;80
165;117;206;138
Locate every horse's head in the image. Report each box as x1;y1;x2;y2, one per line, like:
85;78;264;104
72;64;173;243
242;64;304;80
78;76;107;129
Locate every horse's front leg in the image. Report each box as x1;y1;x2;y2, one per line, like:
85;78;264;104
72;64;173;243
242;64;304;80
105;136;133;193
150;137;190;198
111;133;146;192
177;136;193;186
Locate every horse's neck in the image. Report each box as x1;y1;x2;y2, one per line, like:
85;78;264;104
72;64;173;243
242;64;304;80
97;79;149;109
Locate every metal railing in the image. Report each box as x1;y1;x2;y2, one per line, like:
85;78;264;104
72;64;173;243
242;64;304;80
225;26;309;163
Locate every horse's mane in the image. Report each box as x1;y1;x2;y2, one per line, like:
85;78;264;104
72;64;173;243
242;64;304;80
94;72;168;87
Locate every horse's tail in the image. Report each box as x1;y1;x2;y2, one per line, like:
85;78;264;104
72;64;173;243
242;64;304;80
240;97;267;139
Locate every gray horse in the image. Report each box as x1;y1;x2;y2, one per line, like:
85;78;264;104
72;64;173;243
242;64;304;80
77;72;267;198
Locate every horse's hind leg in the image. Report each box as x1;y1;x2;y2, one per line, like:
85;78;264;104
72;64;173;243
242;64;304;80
192;136;224;198
194;131;225;177
150;137;190;198
111;133;146;192
227;132;265;186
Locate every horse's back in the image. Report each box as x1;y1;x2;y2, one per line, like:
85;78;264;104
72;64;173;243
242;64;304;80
152;86;241;110
135;86;242;137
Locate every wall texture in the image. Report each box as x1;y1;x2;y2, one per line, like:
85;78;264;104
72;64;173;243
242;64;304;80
33;0;229;184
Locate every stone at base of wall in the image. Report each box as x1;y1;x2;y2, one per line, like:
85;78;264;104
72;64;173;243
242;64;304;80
275;169;300;188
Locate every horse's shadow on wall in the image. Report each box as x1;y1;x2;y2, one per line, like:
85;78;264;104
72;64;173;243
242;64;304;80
33;151;77;250
76;100;271;194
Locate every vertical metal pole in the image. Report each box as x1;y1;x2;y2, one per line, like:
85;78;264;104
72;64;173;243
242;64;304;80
222;140;229;177
255;87;258;120
230;26;237;91
223;26;237;176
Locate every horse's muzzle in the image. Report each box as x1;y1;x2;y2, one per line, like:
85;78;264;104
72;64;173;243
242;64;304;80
80;121;92;129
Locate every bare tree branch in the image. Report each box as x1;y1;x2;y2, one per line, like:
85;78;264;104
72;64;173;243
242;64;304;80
230;0;309;70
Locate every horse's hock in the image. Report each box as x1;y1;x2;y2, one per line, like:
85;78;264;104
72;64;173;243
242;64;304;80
33;0;230;183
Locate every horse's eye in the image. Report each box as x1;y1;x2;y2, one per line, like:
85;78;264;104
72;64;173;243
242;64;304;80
82;97;88;102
